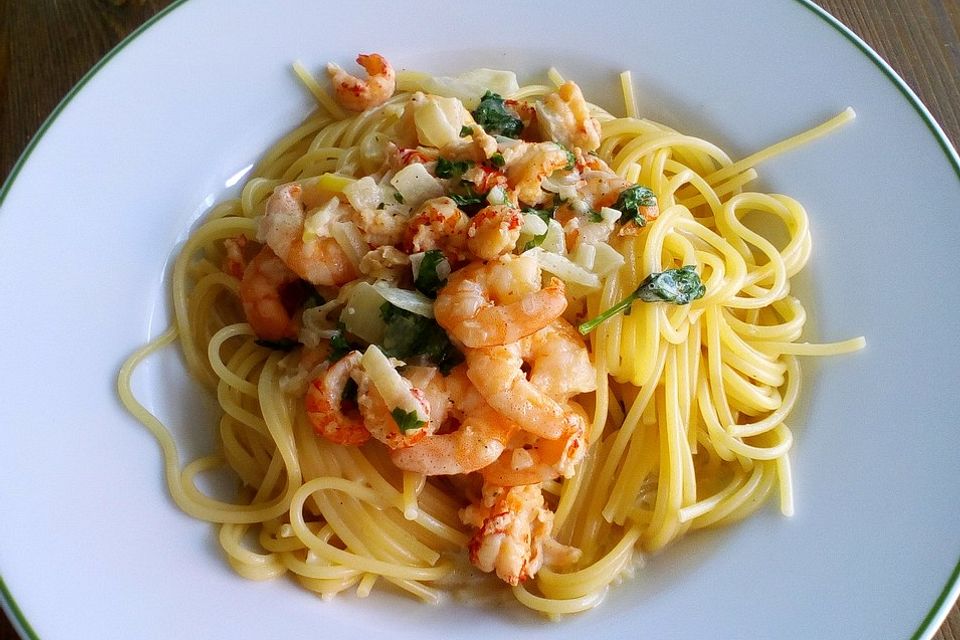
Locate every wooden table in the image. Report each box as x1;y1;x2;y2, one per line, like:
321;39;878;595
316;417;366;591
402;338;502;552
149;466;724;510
0;1;957;638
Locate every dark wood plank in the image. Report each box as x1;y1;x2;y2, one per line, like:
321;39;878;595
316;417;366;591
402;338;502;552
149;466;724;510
0;1;957;639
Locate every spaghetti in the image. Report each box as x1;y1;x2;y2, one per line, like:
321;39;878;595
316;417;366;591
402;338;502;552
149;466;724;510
119;55;864;616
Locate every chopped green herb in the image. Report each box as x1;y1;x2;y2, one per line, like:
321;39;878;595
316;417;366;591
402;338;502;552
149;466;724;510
254;337;299;351
578;266;705;334
471;91;524;138
522;232;548;252
613;185;658;227
377;202;386;210
379;302;464;373
587;209;604;223
489;152;505;168
394;192;405;204
391;407;426;433
414;249;449;298
435;157;473;179
449;186;485;209
460;125;474;137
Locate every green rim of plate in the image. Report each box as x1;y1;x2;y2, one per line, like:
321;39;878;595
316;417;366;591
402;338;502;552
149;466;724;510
0;1;958;639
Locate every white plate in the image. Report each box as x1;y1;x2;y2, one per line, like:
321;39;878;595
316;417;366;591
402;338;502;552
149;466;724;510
1;1;958;638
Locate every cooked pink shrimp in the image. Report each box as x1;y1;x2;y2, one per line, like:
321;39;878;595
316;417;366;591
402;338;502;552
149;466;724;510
356;366;445;449
466;204;523;260
305;351;371;446
481;403;589;486
326;53;396;112
460;483;581;586
433;254;567;349
258;182;359;286
501;141;570;206
389;366;517;475
536;81;602;152
239;246;308;342
466;319;595;439
402;196;471;262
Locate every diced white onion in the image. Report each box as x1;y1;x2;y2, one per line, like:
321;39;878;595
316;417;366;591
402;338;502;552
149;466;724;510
390;163;445;209
540;219;567;255
373;281;435;318
341;282;388;345
591;241;626;275
360;345;427;420
599;206;622;224
486;185;509;206
302;196;341;241
521;212;549;236
343;176;382;211
330;221;366;270
526;247;601;290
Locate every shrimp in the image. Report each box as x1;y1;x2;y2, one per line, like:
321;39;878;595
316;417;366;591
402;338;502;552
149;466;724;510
402;196;471;262
433;254;567;349
238;246;312;342
501;141;571;206
356;365;443;449
223;235;257;279
326;53;396;112
536;81;602;152
389;366;517;475
481;403;589;486
460;483;581;586
258;182;359;286
305;351;371;446
466;319;595;439
466;204;523;260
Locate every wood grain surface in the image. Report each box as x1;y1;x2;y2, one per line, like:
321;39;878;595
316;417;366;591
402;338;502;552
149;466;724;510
0;1;957;638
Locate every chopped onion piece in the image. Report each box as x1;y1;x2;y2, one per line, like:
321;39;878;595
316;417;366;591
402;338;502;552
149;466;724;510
390;163;445;208
373;281;435;318
343;176;382;211
526;247;601;290
360;345;427;420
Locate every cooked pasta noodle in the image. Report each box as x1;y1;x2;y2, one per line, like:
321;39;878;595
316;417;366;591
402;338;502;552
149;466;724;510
119;56;864;616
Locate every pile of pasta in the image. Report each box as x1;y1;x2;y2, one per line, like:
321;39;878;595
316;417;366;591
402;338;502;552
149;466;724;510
120;61;863;616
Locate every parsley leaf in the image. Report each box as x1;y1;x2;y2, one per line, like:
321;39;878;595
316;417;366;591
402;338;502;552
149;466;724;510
391;408;426;433
578;266;706;334
378;303;463;373
448;185;486;209
489;152;505;168
414;249;449;298
435;157;473;179
471;91;524;138
613;185;659;227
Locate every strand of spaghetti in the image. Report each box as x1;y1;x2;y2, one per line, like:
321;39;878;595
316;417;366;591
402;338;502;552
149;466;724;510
219;522;287;580
208;323;260;397
292;61;347;120
728;356;800;438
536;524;642;599
705;107;856;185
289;478;452;580
619;70;637;118
756;336;867;356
